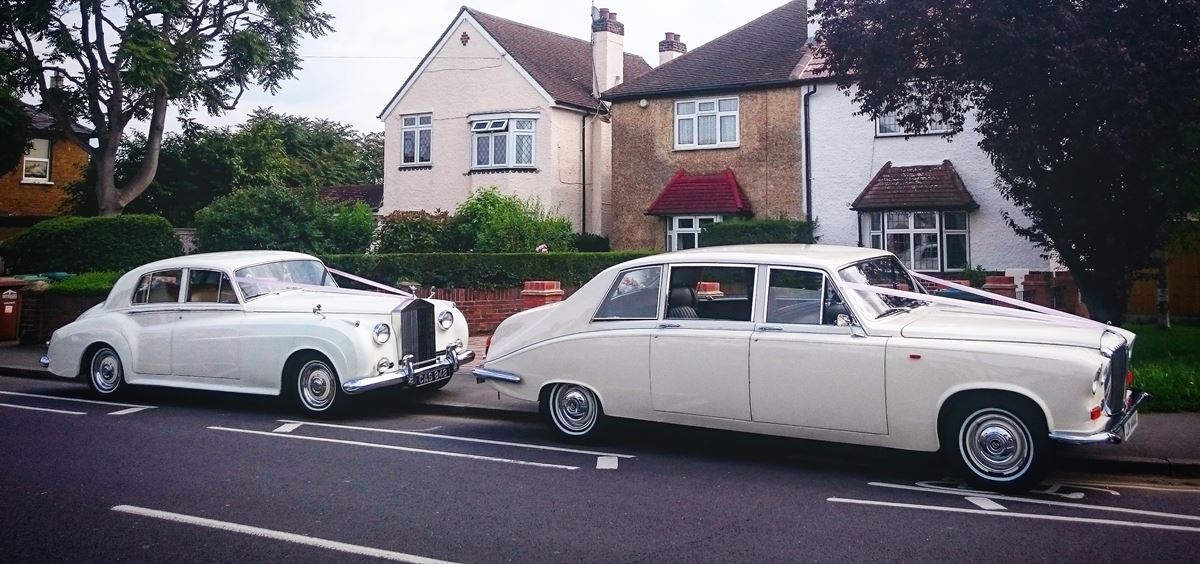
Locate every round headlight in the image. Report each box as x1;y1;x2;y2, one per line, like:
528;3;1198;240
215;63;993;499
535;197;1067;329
438;310;454;330
372;323;391;344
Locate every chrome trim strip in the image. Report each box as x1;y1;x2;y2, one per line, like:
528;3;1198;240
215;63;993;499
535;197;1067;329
342;347;475;395
1048;389;1150;445
473;367;522;384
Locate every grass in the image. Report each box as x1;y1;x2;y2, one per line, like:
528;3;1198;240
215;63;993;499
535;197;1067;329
1127;324;1200;412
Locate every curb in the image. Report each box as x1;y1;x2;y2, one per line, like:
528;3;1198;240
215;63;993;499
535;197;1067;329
1059;454;1200;478
0;366;55;379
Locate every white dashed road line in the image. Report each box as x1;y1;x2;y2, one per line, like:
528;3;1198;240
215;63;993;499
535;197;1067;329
0;402;85;415
111;505;460;563
272;422;303;433
596;456;619;470
0;391;155;415
965;496;1006;511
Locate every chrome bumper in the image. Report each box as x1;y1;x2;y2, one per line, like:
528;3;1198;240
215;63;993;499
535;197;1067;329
342;346;475;395
1048;389;1150;445
473;367;521;384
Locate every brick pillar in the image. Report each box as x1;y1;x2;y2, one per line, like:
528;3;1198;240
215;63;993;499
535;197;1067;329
521;281;565;310
1021;272;1052;307
695;281;724;299
982;276;1017;301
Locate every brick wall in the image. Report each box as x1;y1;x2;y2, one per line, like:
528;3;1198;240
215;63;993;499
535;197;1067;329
0;136;89;221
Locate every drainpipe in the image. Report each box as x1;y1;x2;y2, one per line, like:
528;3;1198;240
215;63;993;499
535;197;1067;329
581;112;587;234
802;83;816;224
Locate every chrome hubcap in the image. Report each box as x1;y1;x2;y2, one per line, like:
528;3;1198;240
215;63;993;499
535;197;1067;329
91;350;120;393
553;385;597;433
299;361;335;411
961;409;1030;478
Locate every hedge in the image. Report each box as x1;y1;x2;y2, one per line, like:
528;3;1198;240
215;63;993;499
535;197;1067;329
321;252;653;289
44;271;123;296
2;215;181;274
700;218;817;246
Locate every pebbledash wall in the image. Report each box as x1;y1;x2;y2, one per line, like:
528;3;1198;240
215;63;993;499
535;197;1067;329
806;83;1052;272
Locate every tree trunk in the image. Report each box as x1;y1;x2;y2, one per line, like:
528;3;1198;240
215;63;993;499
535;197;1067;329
1156;260;1171;329
95;140;123;216
1075;270;1131;326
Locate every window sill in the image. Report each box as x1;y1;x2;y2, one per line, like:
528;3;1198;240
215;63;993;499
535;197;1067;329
465;167;539;175
20;179;54;186
673;144;740;152
874;131;950;138
397;165;432;171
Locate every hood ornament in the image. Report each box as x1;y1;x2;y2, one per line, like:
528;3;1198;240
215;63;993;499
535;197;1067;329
427;286;437;299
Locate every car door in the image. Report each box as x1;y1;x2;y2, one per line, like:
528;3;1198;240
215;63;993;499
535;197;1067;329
649;264;756;421
128;269;182;375
748;266;888;434
171;269;245;381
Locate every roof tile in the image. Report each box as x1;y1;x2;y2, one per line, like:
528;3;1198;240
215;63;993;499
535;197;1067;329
851;160;979;211
645;168;753;216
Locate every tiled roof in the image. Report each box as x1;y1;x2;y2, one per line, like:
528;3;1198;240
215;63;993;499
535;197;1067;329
796;45;830;81
318;184;384;212
23;102;94;136
645;168;752;216
465;8;652;110
603;0;811;101
851;161;979;211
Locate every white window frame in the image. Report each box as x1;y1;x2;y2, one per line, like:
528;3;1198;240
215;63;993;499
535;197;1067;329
470;115;536;170
400;114;432;166
667;215;722;251
674;97;739;150
875;109;950;137
863;210;970;272
22;138;52;183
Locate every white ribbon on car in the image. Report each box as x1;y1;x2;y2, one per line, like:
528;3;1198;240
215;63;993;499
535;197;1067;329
325;267;414;297
233;268;414;299
839;270;1107;330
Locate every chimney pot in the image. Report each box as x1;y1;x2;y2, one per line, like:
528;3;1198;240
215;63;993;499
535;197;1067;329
598;8;609;18
658;32;687;65
591;6;624;35
609;11;617;21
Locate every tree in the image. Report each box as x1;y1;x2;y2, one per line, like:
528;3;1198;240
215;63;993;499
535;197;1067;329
236;108;383;188
0;53;30;172
811;0;1200;323
0;0;332;215
194;185;374;254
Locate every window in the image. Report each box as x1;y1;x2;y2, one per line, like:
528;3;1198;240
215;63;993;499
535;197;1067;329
863;210;970;272
667;215;721;251
235;259;335;301
22;138;51;182
471;118;535;169
665;265;755;321
765;268;826;325
132;270;183;305
594;266;662;320
876;109;949;136
186;269;239;304
675;97;738;149
401;114;432;166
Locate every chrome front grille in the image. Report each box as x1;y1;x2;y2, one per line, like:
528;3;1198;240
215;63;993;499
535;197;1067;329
399;299;436;363
1106;344;1128;415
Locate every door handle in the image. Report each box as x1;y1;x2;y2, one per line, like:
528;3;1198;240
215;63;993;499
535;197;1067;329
658;323;680;329
756;326;783;332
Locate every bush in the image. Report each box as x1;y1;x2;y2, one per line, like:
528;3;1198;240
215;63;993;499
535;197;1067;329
573;233;611;252
194;186;374;254
454;187;576;252
44;271;123;296
1;214;181;274
700;218;817;247
322;252;652;289
375;209;464;253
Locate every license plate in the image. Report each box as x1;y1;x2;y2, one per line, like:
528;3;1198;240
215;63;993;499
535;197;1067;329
1121;411;1139;440
414;365;452;387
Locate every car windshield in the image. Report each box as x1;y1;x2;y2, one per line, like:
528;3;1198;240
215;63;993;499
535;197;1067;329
234;260;337;301
837;256;927;318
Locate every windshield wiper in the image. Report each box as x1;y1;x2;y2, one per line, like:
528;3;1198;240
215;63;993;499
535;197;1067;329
876;307;911;320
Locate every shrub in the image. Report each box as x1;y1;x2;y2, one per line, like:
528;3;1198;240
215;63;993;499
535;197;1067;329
45;271;123;296
700;218;817;247
1;214;181;274
322;252;652;289
194;186;374;254
573;233;611;253
375;209;463;253
454;187;576;252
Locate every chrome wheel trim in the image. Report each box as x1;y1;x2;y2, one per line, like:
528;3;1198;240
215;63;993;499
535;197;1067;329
90;349;122;394
551;384;598;435
298;360;337;412
959;408;1033;481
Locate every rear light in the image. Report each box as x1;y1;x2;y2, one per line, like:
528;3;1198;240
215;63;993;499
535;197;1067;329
485;334;492;356
1090;406;1102;420
1126;369;1134;387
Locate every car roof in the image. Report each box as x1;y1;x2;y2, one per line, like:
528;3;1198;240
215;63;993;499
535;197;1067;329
624;244;893;271
134;250;320;273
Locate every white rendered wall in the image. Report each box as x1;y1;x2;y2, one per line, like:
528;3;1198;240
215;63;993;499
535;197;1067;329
807;84;1052;271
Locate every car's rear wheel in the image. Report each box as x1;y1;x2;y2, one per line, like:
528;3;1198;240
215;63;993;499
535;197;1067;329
942;396;1050;492
543;383;607;441
290;355;341;415
88;346;125;396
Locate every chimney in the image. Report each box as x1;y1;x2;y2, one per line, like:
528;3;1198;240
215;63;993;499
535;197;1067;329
50;71;65;89
591;7;625;96
658;32;687;66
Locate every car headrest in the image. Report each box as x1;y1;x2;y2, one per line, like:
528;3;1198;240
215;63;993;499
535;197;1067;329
668;287;695;307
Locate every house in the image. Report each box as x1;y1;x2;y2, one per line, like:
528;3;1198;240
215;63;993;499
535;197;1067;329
318;184;384;213
798;53;1054;275
378;6;651;236
602;0;811;251
0;103;92;240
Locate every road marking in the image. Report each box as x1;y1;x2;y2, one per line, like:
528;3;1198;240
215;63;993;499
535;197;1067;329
965;496;1006;510
111;505;459;563
828;497;1200;534
277;419;636;459
0;402;85;415
0;391;155;414
209;426;578;470
870;482;1200;522
273;423;303;433
1058;480;1200;494
596;456;619;470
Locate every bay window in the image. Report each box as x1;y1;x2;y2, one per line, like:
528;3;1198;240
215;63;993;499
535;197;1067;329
471;117;535;169
667;215;721;251
863;210;970;272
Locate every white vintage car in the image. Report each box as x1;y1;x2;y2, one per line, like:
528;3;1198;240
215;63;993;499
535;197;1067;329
475;244;1146;489
43;251;474;414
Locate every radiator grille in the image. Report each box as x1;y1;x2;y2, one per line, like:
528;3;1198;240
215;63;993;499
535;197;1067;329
1106;344;1128;415
399;299;436;363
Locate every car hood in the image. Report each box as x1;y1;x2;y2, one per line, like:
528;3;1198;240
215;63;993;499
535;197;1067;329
898;306;1111;349
245;289;424;315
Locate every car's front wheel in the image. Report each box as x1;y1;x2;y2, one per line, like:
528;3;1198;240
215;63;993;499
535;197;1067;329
543;383;607;441
88;346;125;396
943;396;1050;491
290;355;341;416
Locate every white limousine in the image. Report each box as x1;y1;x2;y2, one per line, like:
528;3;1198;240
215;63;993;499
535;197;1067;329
475;245;1146;489
44;251;474;414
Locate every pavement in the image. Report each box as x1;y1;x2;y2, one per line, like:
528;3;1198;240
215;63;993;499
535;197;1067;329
5;336;1198;478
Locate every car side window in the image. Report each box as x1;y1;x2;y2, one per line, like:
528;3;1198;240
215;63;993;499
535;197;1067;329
594;266;662;320
666;265;755;321
766;269;825;325
132;270;182;305
187;269;239;304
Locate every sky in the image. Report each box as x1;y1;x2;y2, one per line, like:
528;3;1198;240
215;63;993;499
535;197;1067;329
164;0;797;134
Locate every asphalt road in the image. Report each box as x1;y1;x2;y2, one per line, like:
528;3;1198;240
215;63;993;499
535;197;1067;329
2;375;1199;563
